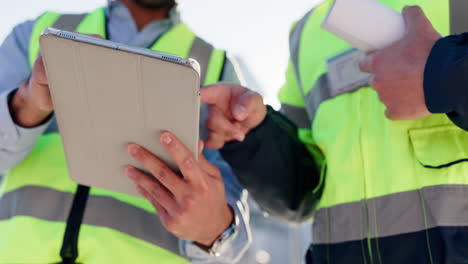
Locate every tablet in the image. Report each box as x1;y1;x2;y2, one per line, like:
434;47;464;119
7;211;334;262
40;28;201;197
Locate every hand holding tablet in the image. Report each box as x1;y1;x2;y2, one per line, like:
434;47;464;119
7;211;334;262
40;29;201;196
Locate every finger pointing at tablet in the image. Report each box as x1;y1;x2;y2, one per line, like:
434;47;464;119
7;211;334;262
200;83;267;149
125;132;233;247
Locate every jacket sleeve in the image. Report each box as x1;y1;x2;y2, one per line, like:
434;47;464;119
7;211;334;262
0;19;52;174
220;59;324;224
424;33;468;131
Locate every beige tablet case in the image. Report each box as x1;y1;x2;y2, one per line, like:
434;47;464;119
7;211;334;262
40;34;200;197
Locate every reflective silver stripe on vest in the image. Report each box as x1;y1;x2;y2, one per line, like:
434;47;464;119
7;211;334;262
303;71;368;122
304;74;331;123
289;9;314;99
188;37;216;86
290;11;370;123
51;14;87;32
280;104;311;129
289;10;328;122
450;0;468;34
312;184;468;244
0;186;181;255
312;200;369;245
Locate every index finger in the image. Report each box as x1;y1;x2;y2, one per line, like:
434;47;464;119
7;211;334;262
160;131;204;183
200;84;226;105
127;143;186;195
32;56;48;85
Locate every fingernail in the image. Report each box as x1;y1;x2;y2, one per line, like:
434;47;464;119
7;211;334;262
198;141;205;154
184;157;194;168
236;134;245;142
234;105;247;119
125;167;137;180
128;144;140;156
161;134;172;145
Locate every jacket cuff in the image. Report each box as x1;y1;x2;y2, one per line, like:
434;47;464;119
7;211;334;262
221;105;274;154
423;34;467;114
0;89;51;150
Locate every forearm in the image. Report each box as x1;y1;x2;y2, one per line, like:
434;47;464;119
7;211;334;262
0;89;50;173
220;106;322;223
0;19;47;172
424;33;468;130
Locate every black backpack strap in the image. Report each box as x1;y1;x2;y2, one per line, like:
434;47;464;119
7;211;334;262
60;185;90;264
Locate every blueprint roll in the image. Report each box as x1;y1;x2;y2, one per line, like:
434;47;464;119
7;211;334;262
321;0;405;52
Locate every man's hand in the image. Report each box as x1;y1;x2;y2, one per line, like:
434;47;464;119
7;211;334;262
125;132;233;247
359;6;442;120
200;83;266;149
9;56;54;127
9;34;104;127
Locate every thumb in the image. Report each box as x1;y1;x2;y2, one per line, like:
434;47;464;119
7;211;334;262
402;6;431;34
231;90;262;122
32;56;48;86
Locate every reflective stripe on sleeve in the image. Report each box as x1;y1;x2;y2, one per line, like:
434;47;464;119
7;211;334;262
280;104;311;129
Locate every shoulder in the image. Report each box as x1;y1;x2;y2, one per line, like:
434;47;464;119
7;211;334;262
1;18;37;57
6;18;36;44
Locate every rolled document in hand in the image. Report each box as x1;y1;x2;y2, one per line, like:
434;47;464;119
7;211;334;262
321;0;405;52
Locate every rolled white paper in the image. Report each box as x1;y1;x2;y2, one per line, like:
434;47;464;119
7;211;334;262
321;0;405;52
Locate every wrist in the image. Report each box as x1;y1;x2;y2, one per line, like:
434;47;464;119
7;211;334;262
195;204;234;248
9;84;52;127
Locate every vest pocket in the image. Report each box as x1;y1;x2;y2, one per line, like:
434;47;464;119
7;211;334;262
409;125;468;169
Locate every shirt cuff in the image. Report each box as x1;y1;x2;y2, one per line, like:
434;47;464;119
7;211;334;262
0;89;51;150
180;194;251;264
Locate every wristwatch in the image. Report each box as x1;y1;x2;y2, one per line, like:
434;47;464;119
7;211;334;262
207;214;239;257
